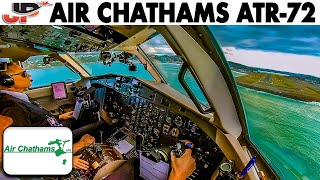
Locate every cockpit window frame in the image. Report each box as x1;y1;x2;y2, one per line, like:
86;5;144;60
178;63;213;113
138;31;214;114
144;26;279;179
191;26;282;178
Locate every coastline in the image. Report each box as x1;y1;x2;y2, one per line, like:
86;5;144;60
237;82;320;102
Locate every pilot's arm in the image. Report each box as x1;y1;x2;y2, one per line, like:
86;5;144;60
169;148;196;180
0;105;30;127
73;134;95;152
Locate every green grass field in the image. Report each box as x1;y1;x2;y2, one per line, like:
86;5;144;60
236;72;320;102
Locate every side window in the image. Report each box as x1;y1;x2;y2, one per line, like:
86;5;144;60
22;55;81;88
140;34;187;94
140;34;211;112
210;26;320;180
179;64;211;112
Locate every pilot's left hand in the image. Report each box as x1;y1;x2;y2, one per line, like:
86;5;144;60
59;111;74;120
73;155;89;170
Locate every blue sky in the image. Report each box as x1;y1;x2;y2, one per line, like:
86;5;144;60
209;26;320;56
142;26;320;57
141;26;320;76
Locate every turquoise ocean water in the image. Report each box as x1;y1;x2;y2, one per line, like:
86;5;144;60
240;86;320;180
232;72;320;180
28;63;320;180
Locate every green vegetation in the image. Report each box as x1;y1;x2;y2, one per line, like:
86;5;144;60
23;55;65;70
23;52;141;70
148;54;183;64
231;62;320;102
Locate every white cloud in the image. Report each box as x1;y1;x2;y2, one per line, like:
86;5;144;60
223;47;320;77
291;37;319;43
142;46;175;55
238;39;257;47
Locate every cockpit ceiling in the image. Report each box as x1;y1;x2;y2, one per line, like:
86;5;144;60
0;25;130;52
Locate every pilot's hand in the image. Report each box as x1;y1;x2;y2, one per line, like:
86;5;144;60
79;134;95;147
169;149;196;180
0;115;13;129
59;111;74;120
73;155;89;170
0;116;13;160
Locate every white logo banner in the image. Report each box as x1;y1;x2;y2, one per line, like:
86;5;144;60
3;127;73;175
0;0;318;25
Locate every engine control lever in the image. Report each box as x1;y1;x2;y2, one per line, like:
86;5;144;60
171;141;185;158
99;131;104;145
136;134;144;153
72;121;106;140
171;140;194;158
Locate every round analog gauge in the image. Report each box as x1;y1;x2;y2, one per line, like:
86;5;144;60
173;116;183;127
166;117;172;123
169;128;180;137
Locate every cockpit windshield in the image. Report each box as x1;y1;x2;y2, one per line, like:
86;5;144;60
210;26;320;180
69;51;154;81
22;55;80;88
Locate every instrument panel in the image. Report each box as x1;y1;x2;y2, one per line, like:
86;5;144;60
90;76;225;180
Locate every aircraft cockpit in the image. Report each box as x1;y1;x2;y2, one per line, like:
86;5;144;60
53;74;225;180
0;25;278;180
